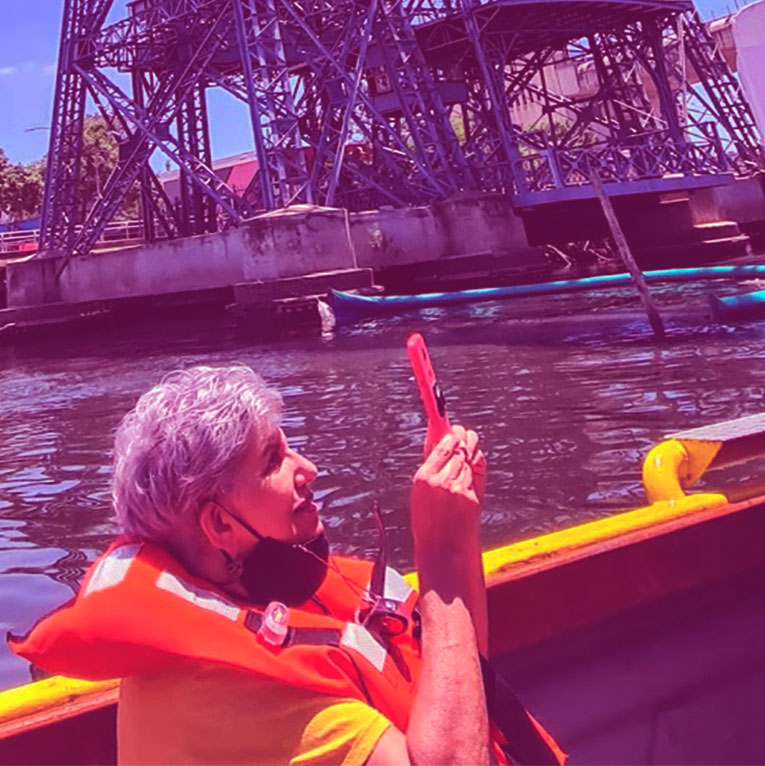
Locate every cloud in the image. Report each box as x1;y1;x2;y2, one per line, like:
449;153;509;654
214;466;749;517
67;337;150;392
0;62;58;77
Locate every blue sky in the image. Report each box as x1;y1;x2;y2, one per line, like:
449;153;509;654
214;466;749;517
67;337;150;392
0;0;743;166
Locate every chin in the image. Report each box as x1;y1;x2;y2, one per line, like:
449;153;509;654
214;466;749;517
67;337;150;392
294;517;323;543
309;519;324;539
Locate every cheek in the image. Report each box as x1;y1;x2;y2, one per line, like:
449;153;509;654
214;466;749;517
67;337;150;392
254;478;295;531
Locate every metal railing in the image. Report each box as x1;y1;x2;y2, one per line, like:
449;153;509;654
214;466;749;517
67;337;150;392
0;219;145;256
516;128;730;193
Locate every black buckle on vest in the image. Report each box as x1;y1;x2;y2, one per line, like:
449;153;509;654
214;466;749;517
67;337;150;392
245;610;341;649
358;598;409;638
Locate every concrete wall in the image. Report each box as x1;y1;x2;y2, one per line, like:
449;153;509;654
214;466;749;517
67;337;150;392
59;228;245;304
690;176;765;226
6;205;357;308
240;206;356;282
5;195;539;309
349;206;449;268
349;193;537;270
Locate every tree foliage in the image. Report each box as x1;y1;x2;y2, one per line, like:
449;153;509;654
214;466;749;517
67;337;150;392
79;115;139;222
0;115;140;224
0;150;45;221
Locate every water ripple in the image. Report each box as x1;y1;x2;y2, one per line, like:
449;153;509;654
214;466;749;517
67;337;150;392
2;280;765;688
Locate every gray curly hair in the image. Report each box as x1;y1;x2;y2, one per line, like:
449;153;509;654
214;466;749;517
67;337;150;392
112;365;282;542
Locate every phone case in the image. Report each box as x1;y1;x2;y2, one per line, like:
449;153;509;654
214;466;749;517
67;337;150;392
407;333;451;443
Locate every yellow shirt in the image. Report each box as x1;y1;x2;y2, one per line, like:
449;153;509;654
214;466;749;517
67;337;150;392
118;663;391;765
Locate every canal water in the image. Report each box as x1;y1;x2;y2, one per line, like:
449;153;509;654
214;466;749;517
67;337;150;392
2;278;765;690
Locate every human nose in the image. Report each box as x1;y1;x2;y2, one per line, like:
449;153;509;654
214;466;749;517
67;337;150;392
293;450;318;486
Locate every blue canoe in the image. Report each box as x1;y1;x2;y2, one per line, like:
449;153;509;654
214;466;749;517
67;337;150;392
329;264;765;322
710;289;765;323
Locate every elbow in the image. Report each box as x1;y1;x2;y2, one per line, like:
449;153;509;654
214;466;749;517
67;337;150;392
408;736;489;766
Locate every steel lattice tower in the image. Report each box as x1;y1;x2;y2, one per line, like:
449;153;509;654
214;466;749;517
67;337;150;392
42;0;764;269
409;0;764;204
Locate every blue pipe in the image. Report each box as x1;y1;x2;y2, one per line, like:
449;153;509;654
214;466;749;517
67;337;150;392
330;265;765;322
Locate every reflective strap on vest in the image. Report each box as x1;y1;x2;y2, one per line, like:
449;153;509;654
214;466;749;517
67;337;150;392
244;611;342;648
244;610;388;673
157;571;241;621
83;543;142;596
341;623;387;672
383;567;413;602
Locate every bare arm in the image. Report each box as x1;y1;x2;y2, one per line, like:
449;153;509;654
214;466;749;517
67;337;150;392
368;432;490;766
456;426;489;657
406;549;489;765
422;426;490;657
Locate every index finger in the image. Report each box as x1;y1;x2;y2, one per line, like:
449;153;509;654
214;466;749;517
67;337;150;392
464;429;479;459
421;433;459;473
450;424;467;443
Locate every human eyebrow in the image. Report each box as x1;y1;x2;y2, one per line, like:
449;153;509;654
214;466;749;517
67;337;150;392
260;436;284;475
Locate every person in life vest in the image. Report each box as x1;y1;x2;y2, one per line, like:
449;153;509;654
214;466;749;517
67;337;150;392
10;365;565;765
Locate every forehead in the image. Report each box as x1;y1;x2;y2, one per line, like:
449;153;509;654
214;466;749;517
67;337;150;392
231;427;284;484
248;426;284;461
262;428;284;449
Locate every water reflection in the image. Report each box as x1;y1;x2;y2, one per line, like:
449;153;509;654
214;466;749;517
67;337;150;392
2;280;765;688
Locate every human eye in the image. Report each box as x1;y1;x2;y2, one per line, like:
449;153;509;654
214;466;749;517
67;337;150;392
261;446;284;477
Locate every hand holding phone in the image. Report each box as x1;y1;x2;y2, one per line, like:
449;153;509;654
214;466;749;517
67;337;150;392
406;333;451;454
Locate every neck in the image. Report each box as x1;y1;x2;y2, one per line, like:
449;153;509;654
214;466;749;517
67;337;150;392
165;534;237;596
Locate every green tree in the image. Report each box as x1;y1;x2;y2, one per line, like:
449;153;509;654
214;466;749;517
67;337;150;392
0;115;140;224
79;115;140;221
0;149;45;221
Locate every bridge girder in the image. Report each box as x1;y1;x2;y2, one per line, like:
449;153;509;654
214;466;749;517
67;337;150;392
41;0;763;269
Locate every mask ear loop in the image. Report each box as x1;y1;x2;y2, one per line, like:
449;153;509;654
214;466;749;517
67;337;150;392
210;499;263;581
291;498;393;621
214;498;390;609
357;500;388;627
214;501;266;542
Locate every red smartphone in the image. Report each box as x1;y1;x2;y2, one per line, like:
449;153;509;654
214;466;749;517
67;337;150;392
406;333;451;451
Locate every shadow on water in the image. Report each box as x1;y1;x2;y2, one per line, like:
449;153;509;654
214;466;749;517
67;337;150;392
2;278;765;688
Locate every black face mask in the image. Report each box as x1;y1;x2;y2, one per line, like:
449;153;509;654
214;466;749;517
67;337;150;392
222;509;330;607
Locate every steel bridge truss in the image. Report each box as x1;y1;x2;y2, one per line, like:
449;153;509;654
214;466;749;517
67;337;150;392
412;1;764;202
42;0;764;267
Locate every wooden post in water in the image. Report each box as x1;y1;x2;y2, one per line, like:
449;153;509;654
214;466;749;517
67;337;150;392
590;171;666;340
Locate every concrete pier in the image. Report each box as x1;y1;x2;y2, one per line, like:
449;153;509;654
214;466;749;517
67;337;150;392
2;194;548;325
6;205;359;308
349;193;548;291
2;182;763;337
520;179;760;267
691;174;765;248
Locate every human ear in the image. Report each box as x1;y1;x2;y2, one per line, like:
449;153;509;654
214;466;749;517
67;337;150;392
198;500;239;555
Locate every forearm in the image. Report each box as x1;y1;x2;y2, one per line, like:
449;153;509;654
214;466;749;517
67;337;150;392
463;531;489;657
406;554;490;766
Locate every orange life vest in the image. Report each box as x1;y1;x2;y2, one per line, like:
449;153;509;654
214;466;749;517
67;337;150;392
10;538;565;765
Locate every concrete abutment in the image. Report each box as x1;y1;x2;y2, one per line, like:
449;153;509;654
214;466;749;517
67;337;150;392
520;177;765;267
3;184;764;332
5;196;547;313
